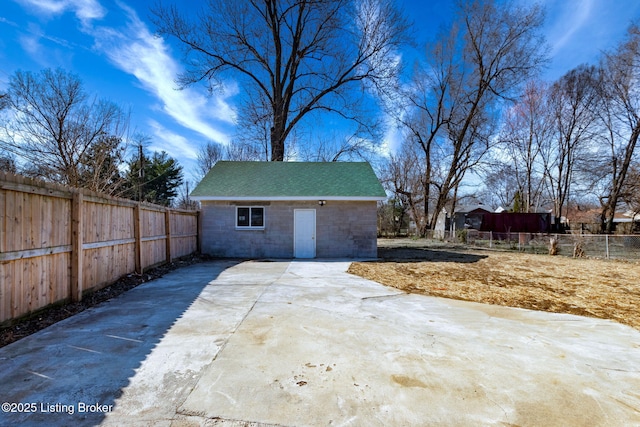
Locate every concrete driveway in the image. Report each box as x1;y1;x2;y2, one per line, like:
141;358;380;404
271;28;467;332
1;260;639;427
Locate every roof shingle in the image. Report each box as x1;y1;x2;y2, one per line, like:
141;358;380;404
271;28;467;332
190;161;386;200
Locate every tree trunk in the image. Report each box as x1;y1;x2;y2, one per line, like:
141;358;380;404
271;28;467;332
270;132;285;161
602;124;640;233
270;114;286;161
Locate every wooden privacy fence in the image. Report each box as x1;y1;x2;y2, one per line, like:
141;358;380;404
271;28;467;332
0;172;199;324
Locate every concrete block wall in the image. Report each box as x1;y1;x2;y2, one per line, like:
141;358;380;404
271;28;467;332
200;200;378;258
315;201;378;258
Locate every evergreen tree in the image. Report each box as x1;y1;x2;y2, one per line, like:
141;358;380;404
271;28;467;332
512;191;525;213
125;151;183;206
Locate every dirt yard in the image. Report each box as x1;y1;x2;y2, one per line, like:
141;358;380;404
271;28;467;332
348;240;640;330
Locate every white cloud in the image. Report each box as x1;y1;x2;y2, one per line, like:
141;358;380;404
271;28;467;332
24;20;75;46
544;0;594;54
146;119;199;160
17;22;74;66
90;3;235;144
14;0;106;26
18;32;42;58
380;118;403;157
0;16;19;27
541;0;640;79
11;0;100;66
14;0;234;143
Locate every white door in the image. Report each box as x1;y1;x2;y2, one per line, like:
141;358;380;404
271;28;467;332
294;209;316;258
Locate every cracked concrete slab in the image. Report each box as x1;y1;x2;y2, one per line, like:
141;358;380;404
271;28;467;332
177;262;640;426
1;260;639;427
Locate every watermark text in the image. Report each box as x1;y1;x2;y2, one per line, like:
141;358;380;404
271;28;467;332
2;402;113;415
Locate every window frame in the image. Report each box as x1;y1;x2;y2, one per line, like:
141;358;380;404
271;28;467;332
235;206;265;230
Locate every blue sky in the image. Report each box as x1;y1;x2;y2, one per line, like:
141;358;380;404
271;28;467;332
1;0;640;182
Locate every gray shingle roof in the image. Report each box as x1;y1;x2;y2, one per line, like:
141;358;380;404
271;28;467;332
190;161;386;200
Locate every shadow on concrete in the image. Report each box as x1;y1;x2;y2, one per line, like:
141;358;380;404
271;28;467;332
376;246;487;263
0;260;238;427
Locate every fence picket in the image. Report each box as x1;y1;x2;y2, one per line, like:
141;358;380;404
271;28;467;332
0;172;199;324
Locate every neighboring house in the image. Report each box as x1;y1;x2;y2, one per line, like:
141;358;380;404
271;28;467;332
190;161;386;258
451;204;492;232
565;207;640;233
565;206;601;233
612;210;640;234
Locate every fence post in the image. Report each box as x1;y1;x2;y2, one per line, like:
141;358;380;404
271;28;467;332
605;234;610;259
71;192;83;302
197;210;202;254
165;208;172;263
489;231;493;249
134;203;143;274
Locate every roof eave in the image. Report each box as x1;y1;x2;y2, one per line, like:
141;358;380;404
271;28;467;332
191;195;386;202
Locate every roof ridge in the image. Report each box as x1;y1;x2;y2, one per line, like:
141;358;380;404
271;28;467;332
191;161;385;200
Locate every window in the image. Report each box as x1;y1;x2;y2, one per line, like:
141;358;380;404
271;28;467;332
236;207;264;229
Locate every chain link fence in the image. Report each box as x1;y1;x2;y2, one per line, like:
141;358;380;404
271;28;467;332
423;230;640;261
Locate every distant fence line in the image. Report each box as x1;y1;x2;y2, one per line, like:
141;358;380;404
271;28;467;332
424;230;640;261
0;172;199;325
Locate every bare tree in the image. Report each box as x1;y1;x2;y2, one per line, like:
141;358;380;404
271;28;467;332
0;68;128;192
298;132;376;162
77;134;126;194
393;0;547;234
621;162;640;218
498;80;551;212
541;65;600;224
478;163;520;210
224;142;265;162
0;149;17;174
152;0;408;161
196;141;225;179
380;141;426;233
174;180;199;210
594;25;640;233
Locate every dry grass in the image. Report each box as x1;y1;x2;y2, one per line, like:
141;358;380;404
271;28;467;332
348;245;640;330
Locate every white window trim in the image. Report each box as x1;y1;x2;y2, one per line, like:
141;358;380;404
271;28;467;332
235;206;265;230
